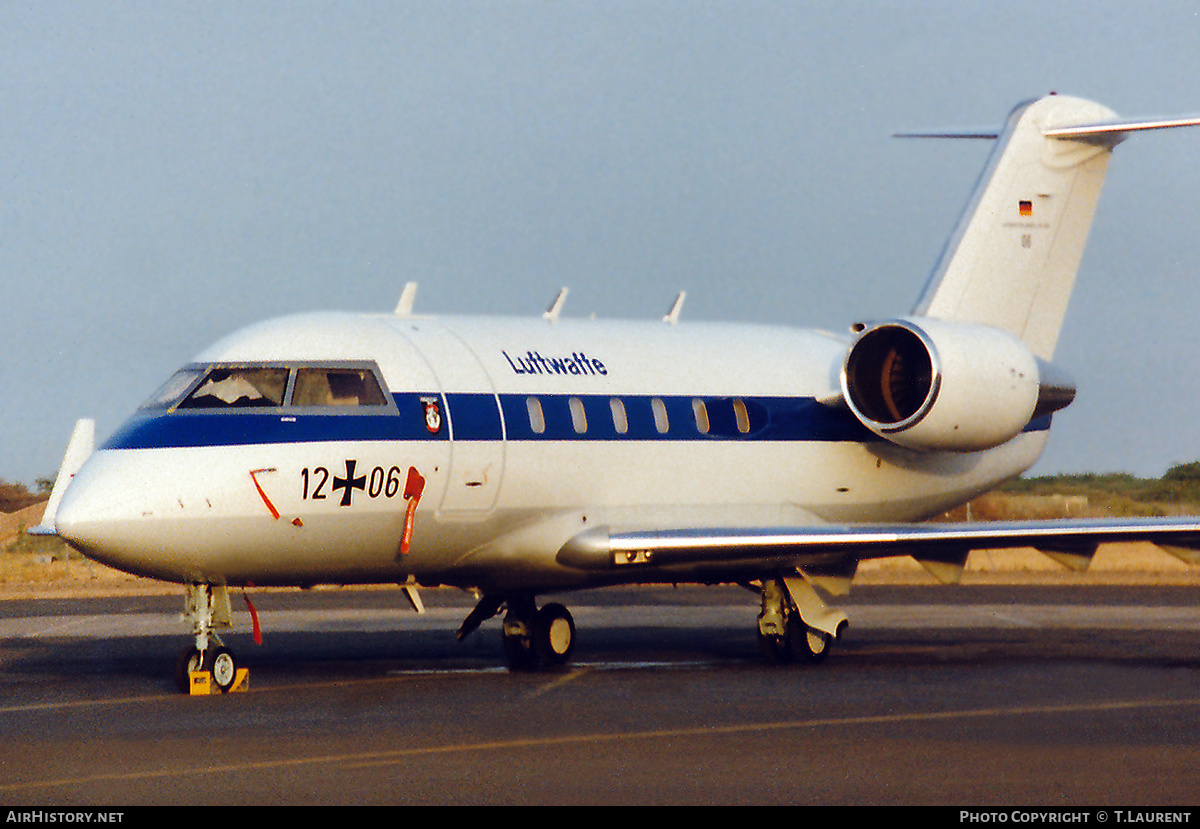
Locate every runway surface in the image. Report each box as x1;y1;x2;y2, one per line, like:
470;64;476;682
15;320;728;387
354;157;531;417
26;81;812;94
1;584;1199;806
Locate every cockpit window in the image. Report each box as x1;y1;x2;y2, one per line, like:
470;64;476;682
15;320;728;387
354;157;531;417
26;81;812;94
141;368;206;409
146;362;391;412
177;367;289;409
291;368;387;407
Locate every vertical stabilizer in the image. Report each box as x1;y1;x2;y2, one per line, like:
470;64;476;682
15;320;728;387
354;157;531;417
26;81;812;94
912;95;1119;359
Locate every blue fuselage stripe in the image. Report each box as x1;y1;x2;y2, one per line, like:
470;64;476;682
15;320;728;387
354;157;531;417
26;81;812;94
100;391;1050;451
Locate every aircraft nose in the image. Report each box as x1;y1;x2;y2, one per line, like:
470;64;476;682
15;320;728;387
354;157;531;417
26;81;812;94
53;450;173;580
54;457;127;563
51;445;286;585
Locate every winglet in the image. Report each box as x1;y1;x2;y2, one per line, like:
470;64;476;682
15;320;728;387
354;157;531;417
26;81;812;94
29;418;95;536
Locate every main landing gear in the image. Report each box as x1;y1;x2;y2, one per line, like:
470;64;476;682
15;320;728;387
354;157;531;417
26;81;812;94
173;583;240;693
458;594;576;670
755;575;849;665
458;577;846;671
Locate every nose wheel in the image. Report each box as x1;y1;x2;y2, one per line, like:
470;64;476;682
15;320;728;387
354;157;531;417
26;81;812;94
173;646;203;692
204;646;239;691
173;644;240;693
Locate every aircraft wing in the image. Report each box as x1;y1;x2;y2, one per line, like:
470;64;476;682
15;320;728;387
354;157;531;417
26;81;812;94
557;517;1200;587
28;418;94;537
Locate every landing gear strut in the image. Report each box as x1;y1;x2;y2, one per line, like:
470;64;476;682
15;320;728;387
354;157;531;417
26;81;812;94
756;575;848;665
458;594;576;670
173;583;240;693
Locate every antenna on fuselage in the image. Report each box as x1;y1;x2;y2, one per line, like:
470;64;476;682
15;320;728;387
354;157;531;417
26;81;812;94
663;291;686;325
394;282;418;317
544;287;568;323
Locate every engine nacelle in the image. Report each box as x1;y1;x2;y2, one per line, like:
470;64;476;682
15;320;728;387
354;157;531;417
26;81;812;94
840;317;1075;452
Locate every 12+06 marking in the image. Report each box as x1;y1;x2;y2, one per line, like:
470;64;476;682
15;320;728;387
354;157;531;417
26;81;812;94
301;460;404;506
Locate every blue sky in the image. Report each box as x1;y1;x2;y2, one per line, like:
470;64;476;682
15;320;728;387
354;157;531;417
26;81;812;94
6;2;1200;485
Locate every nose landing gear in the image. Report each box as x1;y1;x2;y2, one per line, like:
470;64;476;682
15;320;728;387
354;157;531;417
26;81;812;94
173;584;241;693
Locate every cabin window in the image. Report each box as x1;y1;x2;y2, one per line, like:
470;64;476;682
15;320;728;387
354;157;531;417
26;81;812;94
291;368;387;407
569;397;588;434
609;398;628;434
733;399;751;434
178;367;289;409
651;397;669;434
527;397;546;434
692;399;710;434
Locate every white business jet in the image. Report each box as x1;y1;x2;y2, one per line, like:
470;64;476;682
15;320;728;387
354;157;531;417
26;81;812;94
34;94;1200;692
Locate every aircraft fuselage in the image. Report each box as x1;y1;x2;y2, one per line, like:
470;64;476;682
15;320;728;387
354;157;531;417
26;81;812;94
55;310;1047;592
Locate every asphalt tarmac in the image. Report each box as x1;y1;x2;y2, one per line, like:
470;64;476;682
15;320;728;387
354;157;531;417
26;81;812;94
1;584;1199;806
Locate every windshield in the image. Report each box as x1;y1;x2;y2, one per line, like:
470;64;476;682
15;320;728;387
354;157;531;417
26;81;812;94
177;367;290;409
141;368;206;409
141;363;392;411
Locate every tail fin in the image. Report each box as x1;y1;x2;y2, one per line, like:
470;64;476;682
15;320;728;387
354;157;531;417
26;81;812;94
911;95;1200;359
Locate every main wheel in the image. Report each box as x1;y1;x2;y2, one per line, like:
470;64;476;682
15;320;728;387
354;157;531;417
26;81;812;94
502;599;538;671
203;646;238;692
758;629;793;664
174;646;203;693
502;627;537;670
788;616;831;663
532;603;575;666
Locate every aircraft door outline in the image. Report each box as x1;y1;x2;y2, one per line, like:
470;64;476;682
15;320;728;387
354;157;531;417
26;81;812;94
399;322;506;516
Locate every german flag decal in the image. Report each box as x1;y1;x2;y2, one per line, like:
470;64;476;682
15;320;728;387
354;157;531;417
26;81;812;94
1019;200;1033;217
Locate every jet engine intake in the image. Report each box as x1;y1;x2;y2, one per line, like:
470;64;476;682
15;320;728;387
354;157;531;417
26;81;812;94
840;317;1074;452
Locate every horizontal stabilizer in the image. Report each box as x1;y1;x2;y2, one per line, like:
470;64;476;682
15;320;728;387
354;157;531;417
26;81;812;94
897;115;1200;145
893;130;999;139
1045;115;1200;146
